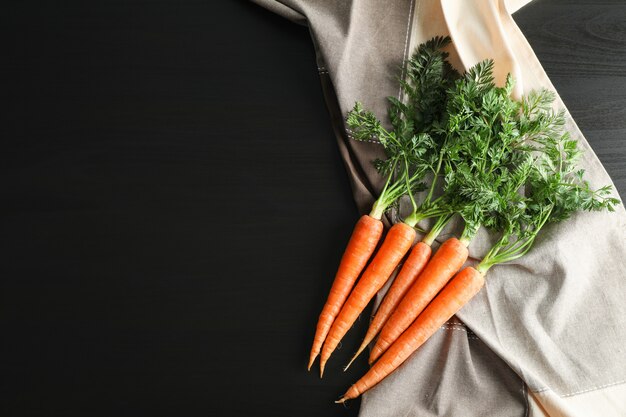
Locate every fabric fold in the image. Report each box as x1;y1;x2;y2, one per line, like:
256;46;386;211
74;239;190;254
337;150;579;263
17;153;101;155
251;0;626;414
441;0;524;99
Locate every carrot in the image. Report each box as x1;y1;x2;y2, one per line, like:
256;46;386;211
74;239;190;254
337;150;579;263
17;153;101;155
309;50;448;373
369;236;468;363
336;266;485;403
344;214;452;370
332;41;619;404
344;241;431;370
307;214;383;370
307;153;419;374
336;126;619;402
321;37;457;375
318;222;416;377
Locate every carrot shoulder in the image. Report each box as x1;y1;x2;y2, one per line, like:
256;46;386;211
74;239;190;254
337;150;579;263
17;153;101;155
319;222;416;376
337;266;485;402
308;214;383;370
369;237;468;363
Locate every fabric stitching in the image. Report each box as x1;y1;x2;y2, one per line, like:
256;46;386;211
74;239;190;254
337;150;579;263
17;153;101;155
440;325;468;331
388;0;415;225
440;325;478;339
561;379;626;397
344;0;415;161
345;129;381;145
531;379;626;397
398;0;416;100
326;0;624;407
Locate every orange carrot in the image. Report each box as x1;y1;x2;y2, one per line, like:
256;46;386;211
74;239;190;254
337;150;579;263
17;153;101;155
319;222;416;376
337;266;485;403
307;215;384;370
344;241;432;370
369;237;468;363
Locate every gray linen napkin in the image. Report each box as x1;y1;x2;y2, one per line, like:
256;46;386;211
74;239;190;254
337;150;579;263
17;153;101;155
251;0;626;415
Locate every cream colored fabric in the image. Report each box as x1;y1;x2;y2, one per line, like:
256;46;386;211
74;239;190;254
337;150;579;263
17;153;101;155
441;0;524;99
251;0;626;415
531;383;626;417
506;0;533;13
405;1;626;415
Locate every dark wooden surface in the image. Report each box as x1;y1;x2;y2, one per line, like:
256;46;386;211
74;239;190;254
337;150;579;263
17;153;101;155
1;1;625;416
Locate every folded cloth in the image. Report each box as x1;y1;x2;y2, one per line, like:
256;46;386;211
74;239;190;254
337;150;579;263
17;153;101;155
251;0;626;415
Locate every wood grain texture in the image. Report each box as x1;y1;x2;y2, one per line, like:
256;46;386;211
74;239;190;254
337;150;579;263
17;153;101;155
0;1;624;417
515;0;626;193
1;1;367;416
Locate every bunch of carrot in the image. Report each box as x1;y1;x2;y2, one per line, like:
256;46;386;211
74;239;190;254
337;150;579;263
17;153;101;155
308;36;457;376
306;37;619;403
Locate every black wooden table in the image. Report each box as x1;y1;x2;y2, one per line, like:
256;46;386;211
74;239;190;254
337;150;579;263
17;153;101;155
2;1;625;416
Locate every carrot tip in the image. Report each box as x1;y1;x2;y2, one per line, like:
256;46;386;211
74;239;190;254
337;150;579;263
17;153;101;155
344;342;367;371
343;354;358;372
335;397;348;404
319;364;326;378
308;350;319;370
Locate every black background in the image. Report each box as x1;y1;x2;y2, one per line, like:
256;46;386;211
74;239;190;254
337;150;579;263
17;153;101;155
2;1;625;416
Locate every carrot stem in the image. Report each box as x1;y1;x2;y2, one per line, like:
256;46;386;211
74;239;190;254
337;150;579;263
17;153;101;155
422;214;453;246
404;159;418;213
369;160;399;219
425;143;447;203
459;221;478;247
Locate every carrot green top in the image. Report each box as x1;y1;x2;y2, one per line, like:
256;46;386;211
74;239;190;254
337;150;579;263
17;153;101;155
429;51;619;270
431;61;589;246
346;37;618;254
476;119;619;273
345;34;620;275
346;36;458;221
